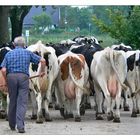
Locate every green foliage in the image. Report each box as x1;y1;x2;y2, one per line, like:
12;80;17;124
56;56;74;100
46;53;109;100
33;12;52;32
28;31;116;48
92;6;140;49
59;6;93;31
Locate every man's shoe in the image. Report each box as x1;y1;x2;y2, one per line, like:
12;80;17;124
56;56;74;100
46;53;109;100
18;128;25;133
10;127;15;131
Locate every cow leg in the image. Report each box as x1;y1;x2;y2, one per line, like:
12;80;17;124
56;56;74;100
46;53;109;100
36;94;43;123
113;95;121;123
0;95;6;119
136;94;140;114
94;84;104;120
44;97;52;122
74;89;82;122
5;94;9;121
55;84;66;118
122;90;130;111
106;96;114;121
131;94;137;117
30;90;37;120
54;90;60;110
62;99;71;119
85;95;92;109
80;94;86;116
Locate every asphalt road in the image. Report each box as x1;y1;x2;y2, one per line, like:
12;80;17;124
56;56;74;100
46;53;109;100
0;98;140;135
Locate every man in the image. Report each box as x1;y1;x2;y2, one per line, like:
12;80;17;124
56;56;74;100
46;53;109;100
0;36;46;133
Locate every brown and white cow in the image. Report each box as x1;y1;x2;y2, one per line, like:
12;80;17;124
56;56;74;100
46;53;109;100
90;47;127;122
55;51;89;122
27;41;59;123
0;46;12;118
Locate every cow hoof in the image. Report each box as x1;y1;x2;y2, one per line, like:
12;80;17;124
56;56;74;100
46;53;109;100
80;105;85;116
60;108;65;117
131;112;137;117
113;117;121;123
124;106;130;111
75;116;81;122
45;114;52;122
107;114;114;121
31;115;37;120
36;119;43;124
55;104;60;110
96;114;104;120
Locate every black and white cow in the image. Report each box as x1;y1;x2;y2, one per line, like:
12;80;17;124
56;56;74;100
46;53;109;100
124;50;140;117
27;41;59;123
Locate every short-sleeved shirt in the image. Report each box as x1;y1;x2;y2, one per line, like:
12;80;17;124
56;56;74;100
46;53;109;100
1;46;41;76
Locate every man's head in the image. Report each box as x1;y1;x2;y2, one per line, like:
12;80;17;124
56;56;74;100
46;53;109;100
14;36;26;47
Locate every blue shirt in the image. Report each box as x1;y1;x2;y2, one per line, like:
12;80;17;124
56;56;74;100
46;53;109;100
1;46;41;76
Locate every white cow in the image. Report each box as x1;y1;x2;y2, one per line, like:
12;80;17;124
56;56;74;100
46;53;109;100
27;41;59;123
90;47;127;122
55;51;89;121
111;43;132;111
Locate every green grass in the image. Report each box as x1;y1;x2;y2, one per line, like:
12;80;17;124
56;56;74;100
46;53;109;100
28;32;117;47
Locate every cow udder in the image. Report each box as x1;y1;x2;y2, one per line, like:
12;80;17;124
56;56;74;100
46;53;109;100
107;75;118;99
64;80;76;100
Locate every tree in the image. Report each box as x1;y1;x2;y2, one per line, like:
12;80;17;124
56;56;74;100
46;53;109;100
33;12;52;32
0;6;10;44
10;6;32;41
77;8;92;30
92;6;140;49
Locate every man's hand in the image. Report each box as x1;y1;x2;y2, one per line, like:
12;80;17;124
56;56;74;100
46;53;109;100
40;58;46;66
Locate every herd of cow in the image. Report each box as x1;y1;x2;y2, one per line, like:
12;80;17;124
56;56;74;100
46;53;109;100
0;35;140;124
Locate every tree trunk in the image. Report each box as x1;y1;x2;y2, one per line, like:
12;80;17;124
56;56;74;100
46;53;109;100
0;6;10;44
10;6;32;41
10;16;23;41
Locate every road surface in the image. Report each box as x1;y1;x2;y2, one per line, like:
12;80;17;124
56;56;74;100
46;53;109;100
0;98;140;135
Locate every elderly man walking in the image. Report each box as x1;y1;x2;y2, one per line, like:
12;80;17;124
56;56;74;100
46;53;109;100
1;36;46;133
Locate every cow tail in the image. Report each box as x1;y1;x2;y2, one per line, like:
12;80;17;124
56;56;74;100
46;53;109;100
68;63;87;92
110;49;128;90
